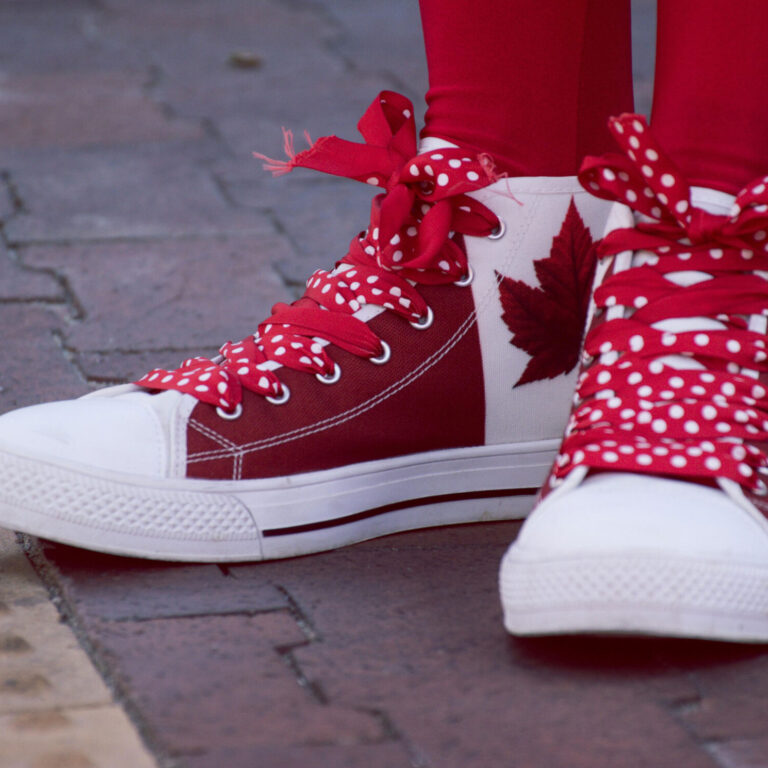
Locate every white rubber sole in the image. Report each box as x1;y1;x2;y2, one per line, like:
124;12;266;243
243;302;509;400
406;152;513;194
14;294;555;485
500;548;768;643
0;440;557;562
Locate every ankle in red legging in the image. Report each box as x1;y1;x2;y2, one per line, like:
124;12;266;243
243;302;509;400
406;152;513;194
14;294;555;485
652;0;768;195
418;0;634;177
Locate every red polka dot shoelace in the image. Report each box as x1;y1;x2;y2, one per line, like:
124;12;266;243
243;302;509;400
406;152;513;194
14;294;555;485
135;91;500;415
553;114;768;497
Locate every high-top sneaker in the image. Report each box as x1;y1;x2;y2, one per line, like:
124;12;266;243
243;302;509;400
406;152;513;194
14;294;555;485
500;114;768;642
0;92;610;562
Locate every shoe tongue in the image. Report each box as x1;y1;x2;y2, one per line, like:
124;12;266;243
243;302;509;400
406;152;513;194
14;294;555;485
332;138;460;312
417;136;459;154
689;186;736;215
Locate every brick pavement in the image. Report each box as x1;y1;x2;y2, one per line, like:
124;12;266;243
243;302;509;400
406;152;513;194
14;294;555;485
2;1;767;767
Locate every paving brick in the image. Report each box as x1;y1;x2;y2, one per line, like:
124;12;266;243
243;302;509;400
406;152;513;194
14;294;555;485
1;142;268;243
101;0;342;88
0;304;83;413
0;242;62;301
183;743;411;768
75;350;205;386
87;1;411;158
0;3;130;76
218;174;375;285
230;524;714;768
90;0;377;160
313;0;429;107
675;657;768;741
84;612;389;757
0;72;202;149
196;67;399;158
20;234;289;354
37;541;287;621
0;704;157;768
152;36;350;122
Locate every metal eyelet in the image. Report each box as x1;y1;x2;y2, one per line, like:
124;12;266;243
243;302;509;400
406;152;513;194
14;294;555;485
410;305;434;330
266;384;291;405
453;265;474;287
420;180;435;196
216;402;243;421
488;218;506;240
315;363;341;385
369;340;391;365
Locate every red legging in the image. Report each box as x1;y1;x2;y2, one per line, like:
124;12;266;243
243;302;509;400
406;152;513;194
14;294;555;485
419;0;768;194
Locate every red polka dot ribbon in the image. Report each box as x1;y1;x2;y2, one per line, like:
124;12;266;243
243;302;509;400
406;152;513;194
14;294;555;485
552;113;768;496
135;91;500;412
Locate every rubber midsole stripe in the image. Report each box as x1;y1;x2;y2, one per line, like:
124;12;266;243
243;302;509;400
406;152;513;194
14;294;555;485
263;487;537;537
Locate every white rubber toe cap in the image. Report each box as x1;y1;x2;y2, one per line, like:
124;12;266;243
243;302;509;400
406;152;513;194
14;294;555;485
501;473;768;640
514;473;768;561
0;388;187;478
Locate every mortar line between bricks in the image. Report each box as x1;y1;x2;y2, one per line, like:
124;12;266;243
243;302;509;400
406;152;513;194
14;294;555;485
107;606;290;624
210;171;240;208
25;266;85;321
199;118;233;154
5;231;276;247
269;584;426;766
0;170;28;216
358;707;432;768
0;297;69;307
275;641;329;704
51;329;92;388
665;674;724;768
273;584;321;642
259;206;319;294
77;345;217;356
18;534;177;768
290;0;418;97
3;238;86;320
143;63;218;155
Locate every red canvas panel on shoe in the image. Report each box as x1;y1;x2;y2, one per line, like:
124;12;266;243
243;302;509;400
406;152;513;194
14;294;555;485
184;282;484;480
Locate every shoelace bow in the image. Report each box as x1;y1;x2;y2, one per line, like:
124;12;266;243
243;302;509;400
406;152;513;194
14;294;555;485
136;91;500;413
554;114;768;496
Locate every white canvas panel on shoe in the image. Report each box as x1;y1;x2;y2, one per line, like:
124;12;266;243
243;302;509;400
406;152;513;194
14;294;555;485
466;179;612;446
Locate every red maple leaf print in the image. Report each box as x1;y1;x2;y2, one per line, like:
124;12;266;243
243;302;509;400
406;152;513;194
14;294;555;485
497;198;598;387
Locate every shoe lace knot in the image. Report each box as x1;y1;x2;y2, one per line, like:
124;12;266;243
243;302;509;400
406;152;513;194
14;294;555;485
136;91;501;415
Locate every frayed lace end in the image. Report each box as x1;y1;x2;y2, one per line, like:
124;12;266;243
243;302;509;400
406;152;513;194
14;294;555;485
253;128;315;176
478;152;523;206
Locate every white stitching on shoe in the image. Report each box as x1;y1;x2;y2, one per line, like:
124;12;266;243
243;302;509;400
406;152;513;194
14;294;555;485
186;309;478;463
188;419;240;451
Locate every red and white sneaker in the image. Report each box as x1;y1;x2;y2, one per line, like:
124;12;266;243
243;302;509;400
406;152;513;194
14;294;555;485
500;114;768;642
0;92;610;561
